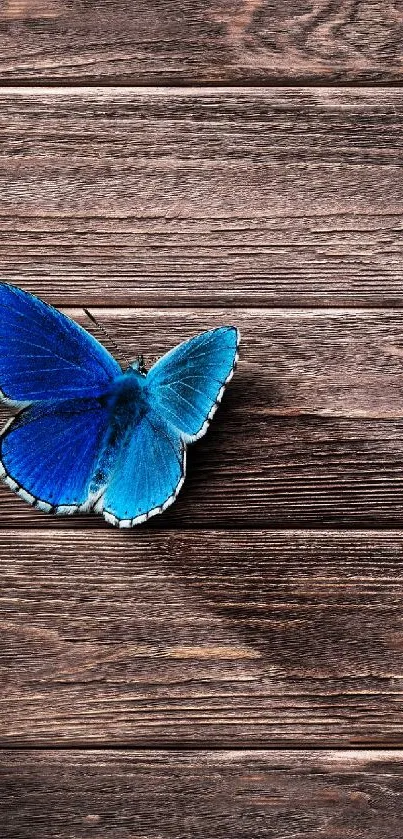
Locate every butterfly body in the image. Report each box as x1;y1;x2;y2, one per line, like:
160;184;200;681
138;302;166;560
0;284;239;527
88;369;148;498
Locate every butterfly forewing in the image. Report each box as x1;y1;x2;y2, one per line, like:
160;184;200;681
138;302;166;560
146;326;240;442
0;283;121;404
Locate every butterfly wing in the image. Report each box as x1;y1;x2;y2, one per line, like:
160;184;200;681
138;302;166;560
100;410;185;528
0;398;111;513
145;326;240;442
0;283;121;404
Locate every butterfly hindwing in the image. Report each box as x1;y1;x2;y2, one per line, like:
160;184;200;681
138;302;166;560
145;326;240;442
0;283;121;404
100;409;185;527
0;398;111;512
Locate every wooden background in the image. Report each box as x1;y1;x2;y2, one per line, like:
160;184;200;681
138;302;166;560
2;2;403;837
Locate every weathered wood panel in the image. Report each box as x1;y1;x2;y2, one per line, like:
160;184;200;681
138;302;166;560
2;529;403;745
2;750;403;838
3;2;403;832
1;88;403;306
2;307;403;528
1;1;403;84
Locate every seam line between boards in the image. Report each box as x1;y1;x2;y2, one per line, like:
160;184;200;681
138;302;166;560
0;81;403;90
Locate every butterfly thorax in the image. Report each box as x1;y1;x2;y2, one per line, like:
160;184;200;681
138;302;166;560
104;368;147;415
89;369;149;497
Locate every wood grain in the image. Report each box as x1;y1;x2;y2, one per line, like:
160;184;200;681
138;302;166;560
2;529;403;746
2;87;403;306
1;1;403;84
2;307;403;528
2;749;403;838
3;1;403;831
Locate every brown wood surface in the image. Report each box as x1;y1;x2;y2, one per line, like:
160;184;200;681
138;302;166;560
2;529;403;746
2;749;403;839
1;1;403;85
2;307;403;528
2;4;403;828
2;87;403;307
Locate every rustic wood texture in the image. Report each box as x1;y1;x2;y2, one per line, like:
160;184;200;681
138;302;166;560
2;307;403;528
2;529;403;746
1;1;403;85
2;88;403;307
2;749;403;838
2;12;403;825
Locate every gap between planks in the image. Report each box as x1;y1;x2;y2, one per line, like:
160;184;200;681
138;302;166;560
3;83;403;90
0;739;403;757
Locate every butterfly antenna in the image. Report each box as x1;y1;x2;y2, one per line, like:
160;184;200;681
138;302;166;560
83;308;131;368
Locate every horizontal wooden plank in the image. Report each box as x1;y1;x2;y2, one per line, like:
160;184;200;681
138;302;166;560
3;307;403;528
2;88;403;306
2;749;403;838
0;1;403;84
3;529;403;746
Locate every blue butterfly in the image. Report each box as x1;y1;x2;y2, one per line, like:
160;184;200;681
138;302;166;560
0;284;239;527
